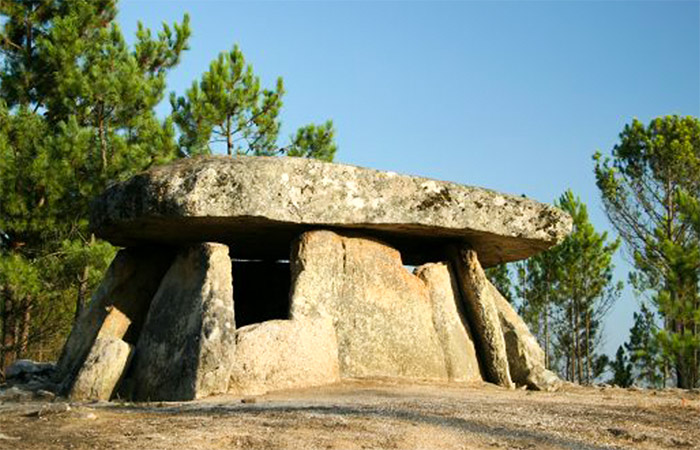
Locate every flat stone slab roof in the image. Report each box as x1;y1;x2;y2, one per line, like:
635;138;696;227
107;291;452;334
90;156;571;266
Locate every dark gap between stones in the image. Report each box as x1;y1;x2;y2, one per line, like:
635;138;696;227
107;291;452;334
231;259;291;328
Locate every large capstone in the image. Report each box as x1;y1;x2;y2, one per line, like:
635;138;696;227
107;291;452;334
90;156;571;267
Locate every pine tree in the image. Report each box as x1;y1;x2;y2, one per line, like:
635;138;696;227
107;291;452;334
610;346;633;387
653;189;700;388
0;103;76;367
0;0;66;108
171;45;337;160
171;45;282;157
555;190;622;384
287;121;337;162
625;303;664;387
594;115;700;388
0;1;190;368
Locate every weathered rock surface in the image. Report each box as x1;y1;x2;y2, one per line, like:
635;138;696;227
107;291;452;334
415;263;483;382
128;243;236;401
228;318;340;396
69;337;132;401
448;245;514;389
290;231;449;380
90;156;572;267
98;306;132;339
67;307;134;400
492;286;562;391
54;247;175;393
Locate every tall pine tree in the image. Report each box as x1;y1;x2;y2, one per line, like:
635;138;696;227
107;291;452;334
0;1;191;369
594;115;700;388
555;190;622;384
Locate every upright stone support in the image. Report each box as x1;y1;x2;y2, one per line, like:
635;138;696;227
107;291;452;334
448;245;514;389
128;243;236;401
290;231;449;380
415;263;483;382
492;286;562;391
55;247;175;395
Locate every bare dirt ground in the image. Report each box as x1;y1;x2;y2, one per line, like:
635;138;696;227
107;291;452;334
0;379;698;450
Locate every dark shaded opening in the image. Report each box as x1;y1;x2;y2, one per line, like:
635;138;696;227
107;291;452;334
232;259;291;328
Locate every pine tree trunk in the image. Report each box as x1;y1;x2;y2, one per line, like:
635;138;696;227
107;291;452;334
74;265;90;322
544;303;550;369
676;318;691;389
585;310;591;384
99;115;107;171
574;303;581;384
663;315;669;387
570;302;575;382
694;296;699;388
18;295;31;359
12;313;20;361
226;115;233;156
1;284;15;371
575;299;582;384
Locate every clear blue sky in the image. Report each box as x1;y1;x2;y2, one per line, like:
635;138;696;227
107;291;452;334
119;0;700;357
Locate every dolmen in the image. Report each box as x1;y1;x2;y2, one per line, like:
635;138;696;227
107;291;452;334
54;156;572;401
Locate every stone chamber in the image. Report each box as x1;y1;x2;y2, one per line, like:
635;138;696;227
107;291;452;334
54;156;571;401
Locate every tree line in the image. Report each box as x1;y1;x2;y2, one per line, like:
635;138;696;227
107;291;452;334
1;1;698;389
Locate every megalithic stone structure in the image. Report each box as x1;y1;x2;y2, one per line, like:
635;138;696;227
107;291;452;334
56;156;571;401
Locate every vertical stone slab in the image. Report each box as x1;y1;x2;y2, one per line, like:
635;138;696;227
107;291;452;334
289;231;345;322
492;285;561;391
290;231;448;380
415;263;483;382
129;243;235;401
55;246;175;392
228;318;340;396
448;245;514;389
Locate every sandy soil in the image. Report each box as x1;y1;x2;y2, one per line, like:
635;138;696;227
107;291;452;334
0;379;698;449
